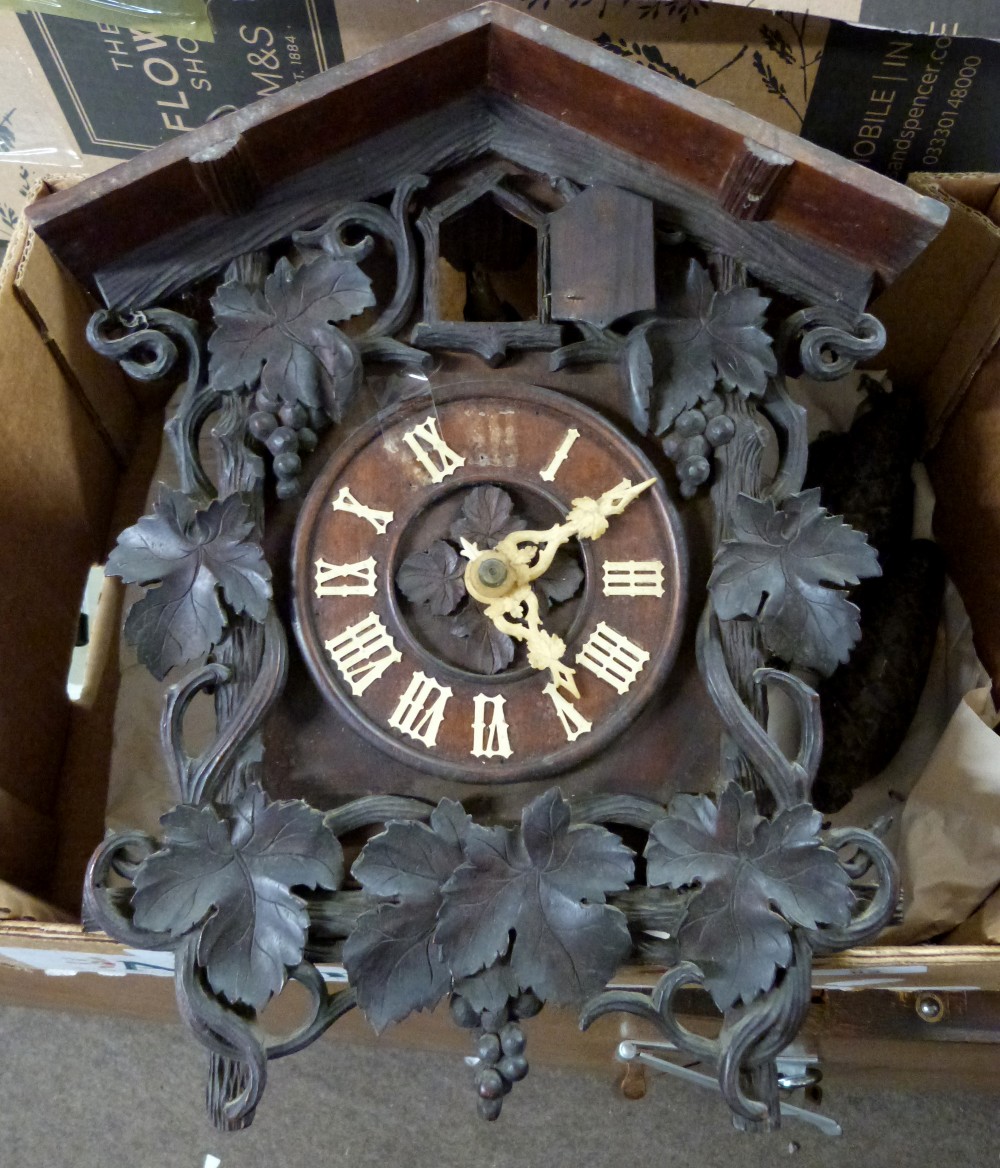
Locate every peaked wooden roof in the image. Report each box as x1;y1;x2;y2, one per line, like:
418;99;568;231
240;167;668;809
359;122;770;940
27;2;946;311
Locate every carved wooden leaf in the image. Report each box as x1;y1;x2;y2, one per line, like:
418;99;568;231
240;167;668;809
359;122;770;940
641;260;777;433
623;324;654;433
436;789;634;1006
646;785;854;1010
395;541;465;616
449;485;526;548
106;490;272;680
454;963;521;1016
536;550;584;607
344;800;471;1033
131;785;343;1009
208;254;373;412
709;489;881;676
450;604;516;674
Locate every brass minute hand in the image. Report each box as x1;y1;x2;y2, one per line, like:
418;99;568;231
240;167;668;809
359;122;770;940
462;478;655;696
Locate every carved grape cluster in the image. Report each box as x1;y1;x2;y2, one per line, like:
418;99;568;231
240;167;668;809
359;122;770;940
660;396;736;497
247;389;326;499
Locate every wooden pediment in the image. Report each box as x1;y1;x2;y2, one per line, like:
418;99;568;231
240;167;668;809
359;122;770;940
27;3;945;314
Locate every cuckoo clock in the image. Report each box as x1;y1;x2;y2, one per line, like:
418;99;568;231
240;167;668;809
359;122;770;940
27;3;947;1139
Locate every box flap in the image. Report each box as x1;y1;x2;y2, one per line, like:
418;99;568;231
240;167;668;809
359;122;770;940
14;217;139;463
874;173;1000;446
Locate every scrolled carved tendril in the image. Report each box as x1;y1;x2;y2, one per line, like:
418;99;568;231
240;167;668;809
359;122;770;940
293;174;428;344
778;305;886;382
758;374;809;504
807;827;898;955
580;933;813;1128
697;608;819;810
579;963;717;1064
323;794;433;837
87;306;219;500
175;936;268;1128
162;608;287;806
567;792;667;831
264;969;357;1059
86;307;180;382
83;831;173;948
719;933;813;1129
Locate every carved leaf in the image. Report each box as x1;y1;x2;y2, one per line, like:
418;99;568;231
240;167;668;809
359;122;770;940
208;254;373;413
642;260;777;433
623;324;654;433
344;800;471;1033
396;541;465;616
646;785;854;1010
449;485;526;548
709;489;881;676
436;789;634;1005
106;490;271;680
454;964;522;1016
132;785;343;1009
450;604;516;674
536;550;584;607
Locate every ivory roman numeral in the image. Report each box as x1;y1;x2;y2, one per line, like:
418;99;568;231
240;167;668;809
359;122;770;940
388;671;453;748
576;622;650;695
402;416;465;483
601;560;665;597
314;556;377;598
324;612;402;696
331;486;394;534
539;427;580;482
471;694;513;759
543;682;592;742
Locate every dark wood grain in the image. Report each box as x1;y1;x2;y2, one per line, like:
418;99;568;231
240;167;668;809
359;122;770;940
549;186;655;328
483;9;946;281
27;15;493;285
719;140;793;223
27;3;946;311
96;96;494;309
97;95;886;315
489;98;878;312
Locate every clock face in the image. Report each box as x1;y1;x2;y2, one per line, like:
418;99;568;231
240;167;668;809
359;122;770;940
292;383;687;783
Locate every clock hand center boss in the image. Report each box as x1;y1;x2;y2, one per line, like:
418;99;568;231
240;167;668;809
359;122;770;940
462;479;656;699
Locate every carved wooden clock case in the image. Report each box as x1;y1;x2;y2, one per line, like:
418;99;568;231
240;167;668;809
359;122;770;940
24;2;950;1142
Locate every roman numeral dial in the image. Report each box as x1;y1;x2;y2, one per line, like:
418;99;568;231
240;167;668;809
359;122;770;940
293;384;686;786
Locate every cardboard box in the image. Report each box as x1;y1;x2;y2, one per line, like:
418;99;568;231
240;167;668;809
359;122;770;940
874;173;1000;705
3;0;1000;246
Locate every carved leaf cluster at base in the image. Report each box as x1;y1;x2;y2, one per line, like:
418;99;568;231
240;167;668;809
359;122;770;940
346;789;634;1032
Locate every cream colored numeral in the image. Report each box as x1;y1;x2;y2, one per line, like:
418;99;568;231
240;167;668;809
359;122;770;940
314;556;377;598
331;486;394;534
576;622;649;695
402;416;465;483
602;561;665;597
325;613;401;696
471;694;513;759
388;671;453;747
539;428;580;482
543;682;592;742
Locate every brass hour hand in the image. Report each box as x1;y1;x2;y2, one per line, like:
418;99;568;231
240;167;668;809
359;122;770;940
462;477;656;696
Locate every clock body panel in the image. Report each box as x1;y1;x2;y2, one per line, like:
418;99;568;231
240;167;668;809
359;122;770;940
292;383;687;784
